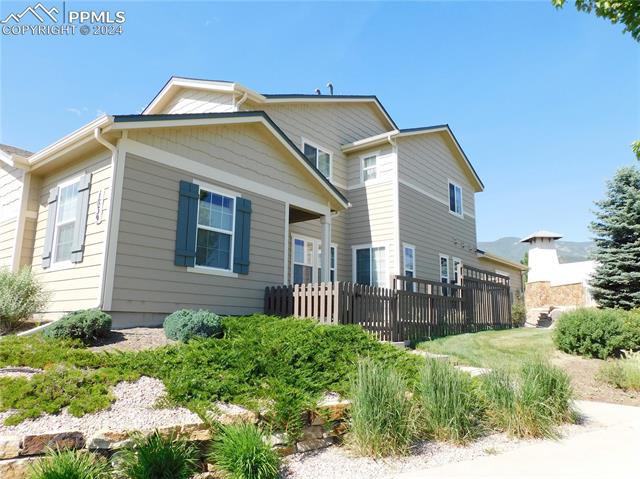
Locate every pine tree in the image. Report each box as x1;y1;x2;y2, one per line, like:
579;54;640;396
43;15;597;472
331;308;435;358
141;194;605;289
589;165;640;309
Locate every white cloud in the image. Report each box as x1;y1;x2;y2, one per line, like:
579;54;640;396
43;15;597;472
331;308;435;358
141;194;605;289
66;106;89;117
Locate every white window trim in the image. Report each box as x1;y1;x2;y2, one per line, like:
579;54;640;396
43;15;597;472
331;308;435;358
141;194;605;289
452;257;462;285
290;234;337;283
351;242;390;288
403;243;415;277
191;180;239;274
448;179;464;218
302;137;333;182
50;175;83;269
360;151;380;184
439;254;450;284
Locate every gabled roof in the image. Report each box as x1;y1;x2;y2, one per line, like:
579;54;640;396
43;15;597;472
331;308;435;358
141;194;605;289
341;124;484;192
142;76;397;130
111;111;349;209
520;230;563;243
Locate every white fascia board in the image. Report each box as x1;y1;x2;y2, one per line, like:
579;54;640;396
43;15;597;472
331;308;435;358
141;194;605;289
27;115;112;169
341;130;399;154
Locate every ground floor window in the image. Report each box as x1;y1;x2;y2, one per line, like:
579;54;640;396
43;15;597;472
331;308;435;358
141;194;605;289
292;236;336;284
195;186;235;271
439;254;450;284
452;257;462;285
354;245;387;287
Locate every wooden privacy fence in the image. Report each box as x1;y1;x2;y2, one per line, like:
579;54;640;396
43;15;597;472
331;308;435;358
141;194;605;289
264;268;512;342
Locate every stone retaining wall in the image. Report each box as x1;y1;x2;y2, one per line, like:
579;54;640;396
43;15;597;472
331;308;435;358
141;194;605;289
525;281;586;309
0;398;351;479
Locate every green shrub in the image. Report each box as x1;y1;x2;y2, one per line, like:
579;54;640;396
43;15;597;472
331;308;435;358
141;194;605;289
480;361;575;438
44;309;111;343
554;308;640;359
114;430;199;479
599;350;640;391
163;309;223;342
415;359;483;444
209;422;280;479
349;358;414;457
511;295;526;326
28;448;110;479
0;267;48;333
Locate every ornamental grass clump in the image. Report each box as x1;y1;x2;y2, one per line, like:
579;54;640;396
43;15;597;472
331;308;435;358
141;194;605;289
481;360;575;438
599;350;640;391
349;358;414;457
208;422;281;479
28;448;111;479
415;359;483;444
114;430;200;479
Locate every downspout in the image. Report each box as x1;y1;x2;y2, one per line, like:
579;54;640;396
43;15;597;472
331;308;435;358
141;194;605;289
94;126;118;311
389;132;401;285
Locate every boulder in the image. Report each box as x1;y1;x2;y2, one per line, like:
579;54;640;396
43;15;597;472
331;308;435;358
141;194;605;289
0;436;20;459
20;431;84;456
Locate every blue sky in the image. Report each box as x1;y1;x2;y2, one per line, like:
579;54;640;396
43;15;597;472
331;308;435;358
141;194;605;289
1;1;638;242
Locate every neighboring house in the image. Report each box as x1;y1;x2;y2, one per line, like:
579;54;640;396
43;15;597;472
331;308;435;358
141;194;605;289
521;230;596;312
477;249;527;301
0;76;515;327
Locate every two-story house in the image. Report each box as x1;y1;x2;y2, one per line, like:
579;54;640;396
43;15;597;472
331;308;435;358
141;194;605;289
0;77;523;328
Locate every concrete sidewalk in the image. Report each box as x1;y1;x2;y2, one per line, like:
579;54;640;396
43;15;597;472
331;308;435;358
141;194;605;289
395;400;640;479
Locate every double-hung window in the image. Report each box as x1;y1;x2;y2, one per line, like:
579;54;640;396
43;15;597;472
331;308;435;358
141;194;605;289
318;245;337;282
439;254;450;284
448;181;463;217
293;237;314;284
361;154;377;182
303;141;332;179
196;188;235;271
403;245;415;278
52;180;80;264
452;257;462;285
354;245;387;287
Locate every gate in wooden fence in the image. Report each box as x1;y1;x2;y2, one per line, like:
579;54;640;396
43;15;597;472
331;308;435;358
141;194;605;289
264;267;512;342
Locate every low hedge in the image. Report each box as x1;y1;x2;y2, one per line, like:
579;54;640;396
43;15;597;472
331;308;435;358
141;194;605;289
554;308;640;359
163;309;223;342
44;309;111;342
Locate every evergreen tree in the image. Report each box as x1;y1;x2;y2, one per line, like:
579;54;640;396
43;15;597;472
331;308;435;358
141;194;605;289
589;165;640;309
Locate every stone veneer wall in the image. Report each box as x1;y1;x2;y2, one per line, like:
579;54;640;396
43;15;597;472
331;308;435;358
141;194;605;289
525;281;586;309
0;399;351;479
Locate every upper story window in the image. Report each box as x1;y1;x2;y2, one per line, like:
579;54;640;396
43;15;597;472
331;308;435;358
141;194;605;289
303;140;332;180
361;154;377;182
52;180;80;263
196;187;236;271
448;181;463;217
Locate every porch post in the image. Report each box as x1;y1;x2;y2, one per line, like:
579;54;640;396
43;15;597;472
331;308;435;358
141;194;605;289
320;213;332;282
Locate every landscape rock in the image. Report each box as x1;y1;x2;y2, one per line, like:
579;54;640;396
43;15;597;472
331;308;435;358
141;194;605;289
207;403;258;425
301;425;324;440
0;436;20;459
86;430;131;450
296;437;333;453
0;457;36;479
180;423;211;441
269;432;288;446
20;431;84;456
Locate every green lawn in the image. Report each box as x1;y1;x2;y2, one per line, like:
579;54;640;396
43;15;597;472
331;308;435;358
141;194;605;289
416;328;555;371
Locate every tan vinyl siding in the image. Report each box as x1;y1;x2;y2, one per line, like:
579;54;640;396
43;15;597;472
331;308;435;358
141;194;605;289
398;182;479;283
31;152;112;319
478;257;525;297
398;133;477;218
163;89;235;114
0;163;24;268
127;124;333;207
110;154;285;326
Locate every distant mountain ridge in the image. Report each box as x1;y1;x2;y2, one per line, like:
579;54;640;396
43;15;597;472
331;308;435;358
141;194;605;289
478;237;594;264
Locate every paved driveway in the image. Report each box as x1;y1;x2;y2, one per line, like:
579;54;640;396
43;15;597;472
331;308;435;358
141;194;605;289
395;400;640;479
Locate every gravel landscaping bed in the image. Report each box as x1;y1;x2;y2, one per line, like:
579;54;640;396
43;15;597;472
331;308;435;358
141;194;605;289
90;327;175;352
0;376;201;437
283;420;600;479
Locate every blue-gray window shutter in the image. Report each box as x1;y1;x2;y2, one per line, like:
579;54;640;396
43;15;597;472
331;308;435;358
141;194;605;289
41;187;59;269
70;173;92;263
233;197;252;274
175;180;199;267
